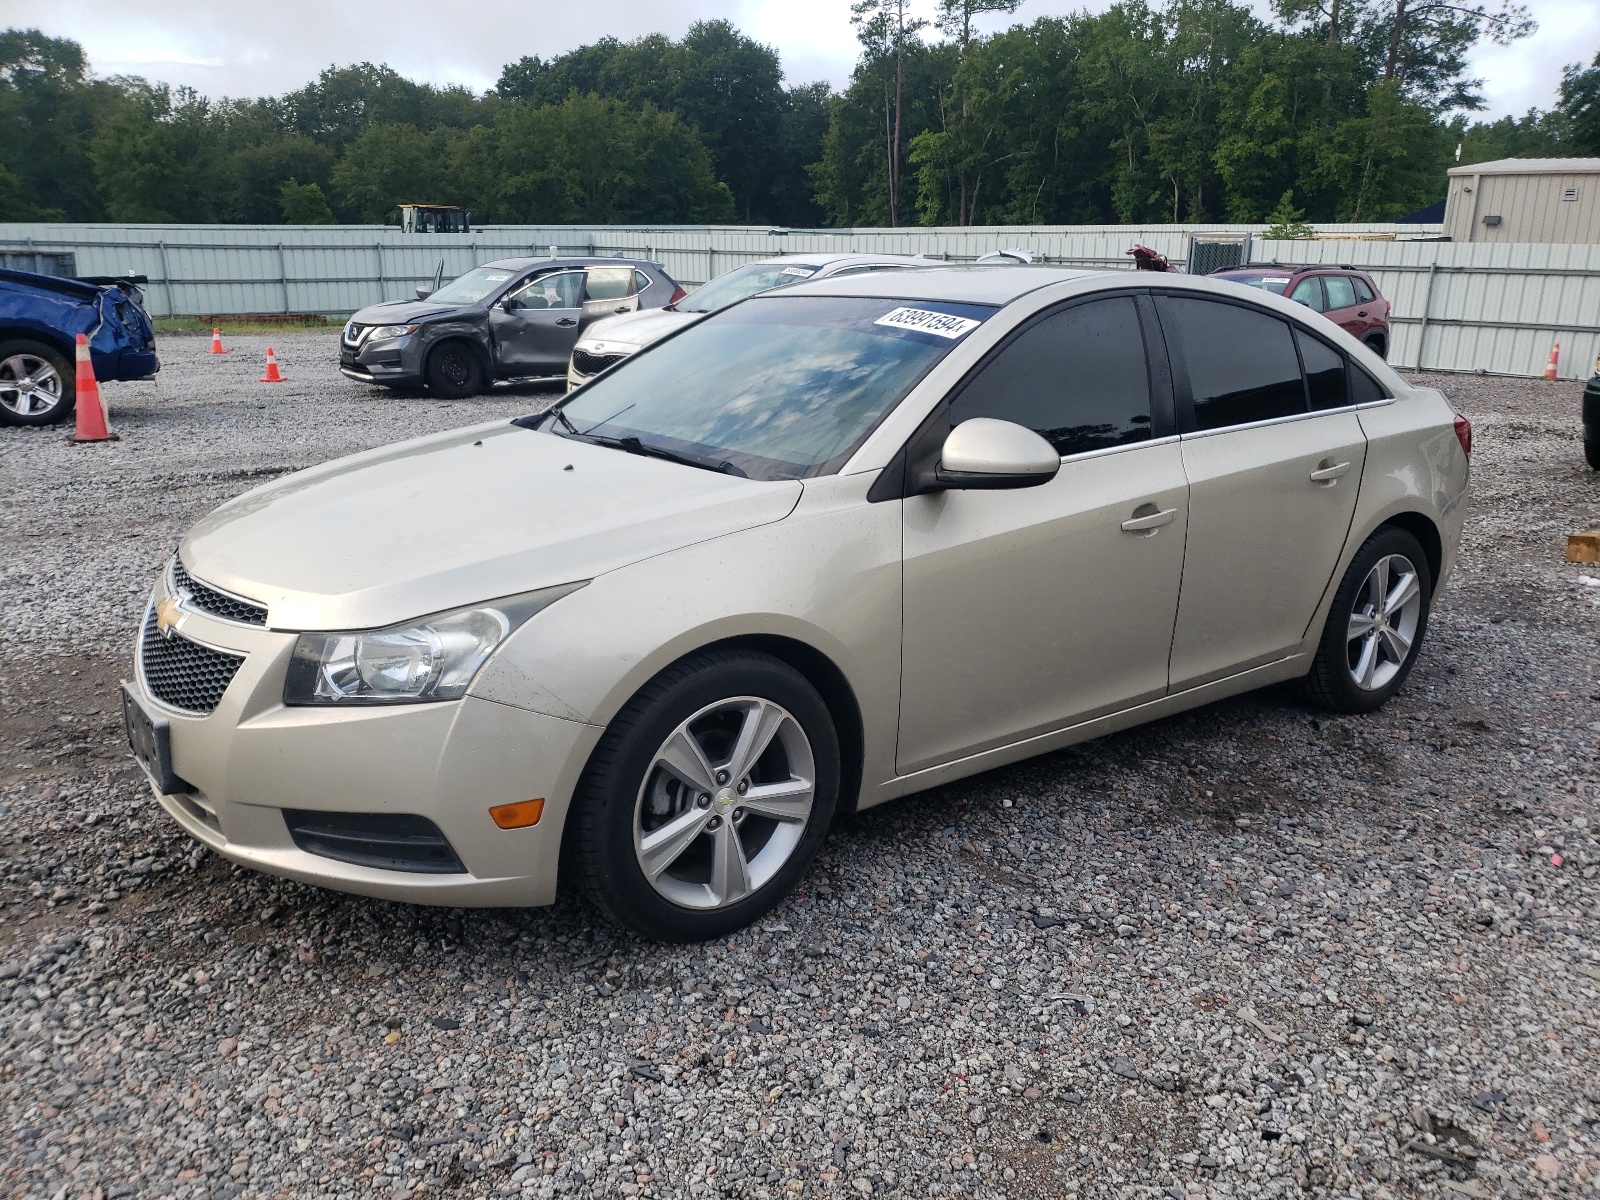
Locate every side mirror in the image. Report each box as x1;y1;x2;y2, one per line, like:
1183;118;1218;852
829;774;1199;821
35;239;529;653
934;418;1059;490
414;285;434;300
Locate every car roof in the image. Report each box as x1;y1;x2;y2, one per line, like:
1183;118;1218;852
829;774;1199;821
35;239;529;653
776;264;1101;305
747;251;934;269
1214;265;1367;277
481;257;664;272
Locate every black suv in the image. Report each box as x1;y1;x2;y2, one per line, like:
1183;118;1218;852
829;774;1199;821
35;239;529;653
340;257;684;397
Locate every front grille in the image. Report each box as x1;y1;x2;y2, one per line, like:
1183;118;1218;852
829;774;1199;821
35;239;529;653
283;810;466;874
571;348;628;377
139;611;245;715
173;560;267;626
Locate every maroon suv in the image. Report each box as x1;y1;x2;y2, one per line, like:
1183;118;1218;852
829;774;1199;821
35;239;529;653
1212;266;1391;359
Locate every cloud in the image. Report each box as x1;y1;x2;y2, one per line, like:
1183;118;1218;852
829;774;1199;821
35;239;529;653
8;0;1590;116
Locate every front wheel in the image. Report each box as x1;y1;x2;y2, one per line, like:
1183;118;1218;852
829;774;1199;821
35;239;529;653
1301;527;1433;713
425;342;485;398
0;340;74;426
570;649;839;941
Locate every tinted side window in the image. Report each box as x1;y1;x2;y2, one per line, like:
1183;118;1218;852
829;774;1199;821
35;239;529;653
1297;329;1350;410
1352;277;1375;304
1162;297;1307;430
1324;275;1357;310
585;266;637;300
1290;278;1325;311
949;297;1153;456
1351;364;1391;404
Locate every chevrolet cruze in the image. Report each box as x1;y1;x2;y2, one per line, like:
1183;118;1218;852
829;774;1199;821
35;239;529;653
124;266;1469;941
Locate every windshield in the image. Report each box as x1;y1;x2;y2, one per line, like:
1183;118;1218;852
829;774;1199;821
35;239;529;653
1221;273;1294;295
676;263;821;314
545;295;994;481
427;266;518;305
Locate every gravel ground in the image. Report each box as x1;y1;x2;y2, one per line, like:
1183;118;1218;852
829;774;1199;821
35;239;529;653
1;333;1597;1200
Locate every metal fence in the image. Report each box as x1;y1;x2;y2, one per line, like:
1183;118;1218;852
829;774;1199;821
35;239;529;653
3;221;1596;379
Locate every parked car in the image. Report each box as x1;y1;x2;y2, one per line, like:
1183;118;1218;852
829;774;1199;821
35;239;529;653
1212;265;1391;358
566;252;933;389
1585;350;1600;470
340;257;684;398
126;266;1469;941
0;268;158;426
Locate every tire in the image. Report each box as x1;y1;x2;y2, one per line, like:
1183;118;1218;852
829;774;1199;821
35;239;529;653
425;342;485;398
1301;527;1433;714
1364;335;1388;361
570;649;840;942
1585;434;1600;471
0;340;74;427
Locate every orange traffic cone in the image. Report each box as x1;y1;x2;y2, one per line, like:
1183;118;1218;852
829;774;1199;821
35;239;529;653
69;334;117;443
259;347;284;383
209;327;229;354
1543;342;1560;381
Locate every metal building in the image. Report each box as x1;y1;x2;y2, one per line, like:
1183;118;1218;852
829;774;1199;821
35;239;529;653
1443;158;1600;244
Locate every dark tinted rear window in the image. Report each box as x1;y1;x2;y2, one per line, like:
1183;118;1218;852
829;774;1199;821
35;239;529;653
1351;364;1391;404
1161;297;1306;430
1297;329;1349;410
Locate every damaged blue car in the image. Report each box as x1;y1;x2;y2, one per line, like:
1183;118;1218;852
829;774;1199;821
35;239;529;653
0;268;159;426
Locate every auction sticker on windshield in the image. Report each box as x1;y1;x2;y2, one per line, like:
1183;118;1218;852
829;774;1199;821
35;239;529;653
874;307;981;339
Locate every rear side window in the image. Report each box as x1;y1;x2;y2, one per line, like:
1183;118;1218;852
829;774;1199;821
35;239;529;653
1351;364;1391;404
1289;277;1325;311
1324;275;1357;310
585;266;638;301
1296;329;1349;410
1161;297;1306;430
949;297;1153;456
1352;277;1376;304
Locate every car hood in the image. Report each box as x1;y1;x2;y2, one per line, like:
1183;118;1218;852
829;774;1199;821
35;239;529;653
181;422;802;631
349;298;477;325
579;307;702;351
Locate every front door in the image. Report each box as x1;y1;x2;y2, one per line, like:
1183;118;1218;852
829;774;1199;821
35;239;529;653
489;270;587;376
1154;295;1367;689
898;296;1189;774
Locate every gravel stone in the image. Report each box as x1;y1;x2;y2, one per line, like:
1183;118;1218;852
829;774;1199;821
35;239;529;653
1;339;1597;1197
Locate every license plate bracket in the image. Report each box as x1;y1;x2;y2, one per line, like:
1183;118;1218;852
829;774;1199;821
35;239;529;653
121;681;192;795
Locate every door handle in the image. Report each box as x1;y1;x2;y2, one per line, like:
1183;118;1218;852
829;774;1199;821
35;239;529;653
1121;505;1178;535
614;306;630;313
556;318;577;327
1357;310;1368;317
1309;459;1351;484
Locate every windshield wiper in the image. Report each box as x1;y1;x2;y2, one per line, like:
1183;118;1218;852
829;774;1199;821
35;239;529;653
587;433;745;476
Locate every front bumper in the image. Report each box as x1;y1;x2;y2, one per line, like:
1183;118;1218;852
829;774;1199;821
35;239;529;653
130;598;601;906
340;337;422;388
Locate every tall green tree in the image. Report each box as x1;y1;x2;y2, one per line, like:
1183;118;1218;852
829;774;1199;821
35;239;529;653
1561;52;1600;155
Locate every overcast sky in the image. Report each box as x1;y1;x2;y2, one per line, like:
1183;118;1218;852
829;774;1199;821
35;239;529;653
11;0;1598;121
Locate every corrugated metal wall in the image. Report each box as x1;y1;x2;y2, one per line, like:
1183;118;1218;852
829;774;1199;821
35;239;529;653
3;222;1595;378
1251;239;1600;380
1443;169;1600;245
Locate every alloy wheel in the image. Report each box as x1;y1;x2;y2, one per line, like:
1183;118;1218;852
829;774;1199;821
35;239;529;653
1345;553;1422;691
633;696;815;910
0;353;64;418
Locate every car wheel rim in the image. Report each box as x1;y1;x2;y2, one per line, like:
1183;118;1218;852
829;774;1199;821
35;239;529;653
633;696;815;911
1345;553;1422;691
440;354;469;387
0;353;63;417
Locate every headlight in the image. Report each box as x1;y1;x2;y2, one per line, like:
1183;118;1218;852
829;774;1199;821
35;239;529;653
369;324;418;341
282;582;585;706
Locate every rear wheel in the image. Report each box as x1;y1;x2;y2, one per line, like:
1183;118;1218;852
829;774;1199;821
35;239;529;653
1585;433;1600;471
1364;334;1387;360
0;340;73;426
1302;527;1432;713
570;649;839;941
425;342;485;398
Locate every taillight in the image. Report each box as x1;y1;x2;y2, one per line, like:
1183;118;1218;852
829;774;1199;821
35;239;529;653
668;287;687;305
1454;414;1472;459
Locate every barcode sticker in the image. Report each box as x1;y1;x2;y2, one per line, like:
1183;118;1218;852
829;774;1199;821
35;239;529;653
781;266;815;277
873;307;981;339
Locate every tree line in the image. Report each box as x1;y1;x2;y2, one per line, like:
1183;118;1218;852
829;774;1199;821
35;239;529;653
2;3;1597;231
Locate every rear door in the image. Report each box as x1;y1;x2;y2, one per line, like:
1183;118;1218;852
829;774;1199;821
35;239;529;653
897;294;1189;772
1321;273;1367;338
582;266;641;326
490;270;587;376
1155;294;1367;689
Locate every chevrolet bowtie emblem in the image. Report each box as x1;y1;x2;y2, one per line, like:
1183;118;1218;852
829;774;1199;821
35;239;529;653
154;594;185;638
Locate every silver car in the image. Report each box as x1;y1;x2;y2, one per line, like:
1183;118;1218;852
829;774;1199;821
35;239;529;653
124;267;1469;941
566;252;933;389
